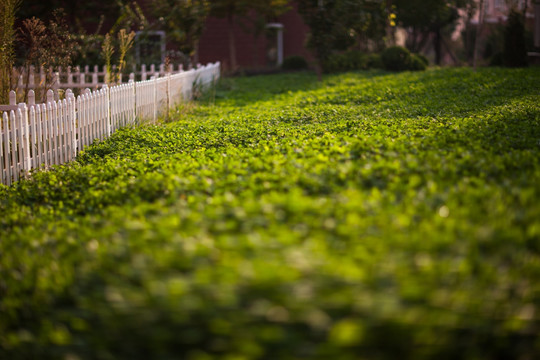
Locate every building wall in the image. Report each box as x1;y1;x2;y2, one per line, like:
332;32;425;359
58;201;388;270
474;0;536;24
198;3;313;72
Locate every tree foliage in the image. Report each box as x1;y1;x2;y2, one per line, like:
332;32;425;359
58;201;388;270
209;0;290;71
503;9;528;67
393;0;473;64
152;0;210;60
238;0;290;39
0;0;21;103
16;0;121;33
18;9;78;101
297;0;387;71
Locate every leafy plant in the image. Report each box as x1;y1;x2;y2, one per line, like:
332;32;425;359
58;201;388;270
152;0;210;63
503;9;528;67
0;0;21;103
381;45;409;71
297;0;387;77
1;67;540;359
16;9;77;102
102;29;136;85
281;55;309;70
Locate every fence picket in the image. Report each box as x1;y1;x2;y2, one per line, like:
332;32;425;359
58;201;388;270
18;105;31;175
29;106;37;168
9;111;19;182
57;101;66;163
2;113;9;185
35;105;44;167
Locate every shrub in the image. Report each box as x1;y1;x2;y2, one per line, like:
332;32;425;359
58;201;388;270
321;53;344;73
381;46;426;72
281;55;308;71
410;54;427;71
503;10;528;67
489;52;504;66
414;53;429;66
381;46;411;71
366;53;384;69
322;51;369;73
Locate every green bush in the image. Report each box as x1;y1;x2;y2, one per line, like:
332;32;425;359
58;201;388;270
381;46;426;72
490;51;504;66
321;53;346;73
503;10;528;67
414;53;429;66
366;53;383;69
281;55;308;70
409;54;427;71
381;46;411;71
322;51;365;73
321;51;382;73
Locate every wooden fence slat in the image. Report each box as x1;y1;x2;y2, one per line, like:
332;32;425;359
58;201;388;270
85;93;91;148
81;94;87;150
79;95;86;150
18;106;31;176
45;103;53;167
50;102;58;165
29;106;37;169
1;113;8;185
69;96;77;160
16;109;24;177
59;101;66;164
0;114;3;185
9;111;18;182
90;93;96;145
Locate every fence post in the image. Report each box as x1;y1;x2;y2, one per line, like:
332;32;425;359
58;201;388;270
167;72;171;111
28;90;35;106
40;66;45;88
53;72;60;96
66;89;77;159
0;112;4;185
103;84;111;138
152;75;157;124
17;104;32;175
9;91;16;106
129;79;136;124
80;67;85;87
46;89;54;104
29;68;35;89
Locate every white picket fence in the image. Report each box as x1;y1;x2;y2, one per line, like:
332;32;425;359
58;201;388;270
0;62;220;186
12;63;188;91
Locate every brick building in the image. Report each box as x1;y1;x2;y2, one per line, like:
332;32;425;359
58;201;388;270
197;3;313;72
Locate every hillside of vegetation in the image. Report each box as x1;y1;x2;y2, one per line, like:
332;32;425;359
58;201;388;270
1;67;540;359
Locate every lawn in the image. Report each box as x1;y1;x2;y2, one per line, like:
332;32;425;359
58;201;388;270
1;67;540;359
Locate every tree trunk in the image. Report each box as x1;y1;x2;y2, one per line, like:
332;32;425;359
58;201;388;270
227;13;237;72
441;36;459;64
193;40;200;66
473;0;485;71
434;28;442;65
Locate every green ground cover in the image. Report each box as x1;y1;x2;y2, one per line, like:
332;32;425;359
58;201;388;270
1;67;540;359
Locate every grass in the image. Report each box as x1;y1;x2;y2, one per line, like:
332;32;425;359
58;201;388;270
1;67;540;359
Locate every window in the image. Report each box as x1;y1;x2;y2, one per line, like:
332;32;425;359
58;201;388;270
135;31;166;66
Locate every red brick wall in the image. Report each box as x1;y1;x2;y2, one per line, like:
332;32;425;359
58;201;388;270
198;3;313;71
